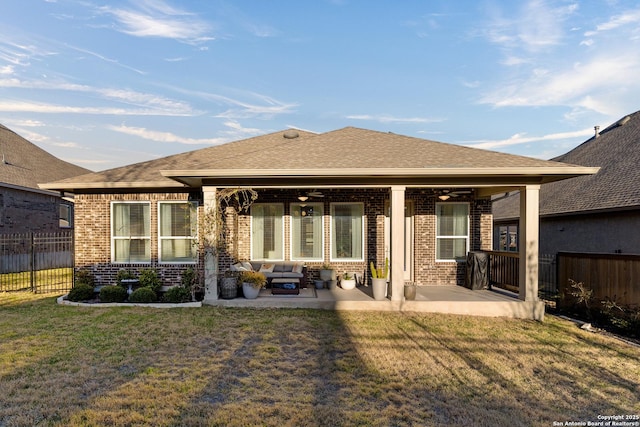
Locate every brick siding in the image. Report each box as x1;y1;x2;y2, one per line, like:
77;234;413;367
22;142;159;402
0;187;71;234
74;188;493;288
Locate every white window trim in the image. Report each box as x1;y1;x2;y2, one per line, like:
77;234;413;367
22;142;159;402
289;202;325;262
110;201;151;264
329;202;365;263
250;203;285;261
158;201;198;264
435;202;470;262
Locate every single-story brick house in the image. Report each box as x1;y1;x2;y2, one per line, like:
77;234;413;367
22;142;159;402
42;127;597;317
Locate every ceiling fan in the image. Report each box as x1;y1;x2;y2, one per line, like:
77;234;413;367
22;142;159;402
438;189;472;200
298;190;324;202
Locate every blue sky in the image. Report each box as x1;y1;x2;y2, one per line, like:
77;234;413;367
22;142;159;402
1;0;639;171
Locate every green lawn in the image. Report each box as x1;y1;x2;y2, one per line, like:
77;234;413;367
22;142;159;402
0;292;638;427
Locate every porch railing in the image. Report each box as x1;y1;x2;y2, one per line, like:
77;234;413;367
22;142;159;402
485;251;557;300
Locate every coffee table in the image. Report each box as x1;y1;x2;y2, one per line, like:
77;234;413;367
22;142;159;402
270;278;300;295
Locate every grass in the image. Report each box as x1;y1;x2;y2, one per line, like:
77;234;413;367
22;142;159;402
0;268;73;292
0;293;639;427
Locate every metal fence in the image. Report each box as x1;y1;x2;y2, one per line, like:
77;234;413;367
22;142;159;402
487;251;558;300
0;231;74;293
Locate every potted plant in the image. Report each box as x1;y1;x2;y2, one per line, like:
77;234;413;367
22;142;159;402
239;270;266;299
370;258;389;301
319;263;335;282
340;272;356;290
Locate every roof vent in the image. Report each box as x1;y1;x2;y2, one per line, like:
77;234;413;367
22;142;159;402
594;126;600;138
283;130;299;139
617;115;631;126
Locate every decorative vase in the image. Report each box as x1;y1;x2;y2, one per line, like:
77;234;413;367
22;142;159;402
341;278;356;290
371;278;388;300
242;283;260;299
319;269;335;281
221;277;237;299
404;283;416;301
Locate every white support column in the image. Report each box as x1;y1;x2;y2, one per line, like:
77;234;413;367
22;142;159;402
518;185;540;302
202;186;218;303
390;186;406;302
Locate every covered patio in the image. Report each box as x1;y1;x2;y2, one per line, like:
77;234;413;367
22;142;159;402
206;284;543;319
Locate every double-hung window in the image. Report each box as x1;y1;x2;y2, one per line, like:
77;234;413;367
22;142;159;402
330;203;364;261
159;201;198;263
436;203;469;261
290;202;324;261
111;202;151;263
251;203;284;260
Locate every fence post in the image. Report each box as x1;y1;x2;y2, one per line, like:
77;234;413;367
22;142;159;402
30;232;35;292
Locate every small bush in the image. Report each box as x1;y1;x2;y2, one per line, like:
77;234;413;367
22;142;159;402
129;286;157;303
75;269;94;287
67;283;95;302
163;286;192;303
99;285;128;303
139;269;162;294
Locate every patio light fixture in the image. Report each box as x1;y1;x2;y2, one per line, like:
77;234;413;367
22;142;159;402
298;195;309;202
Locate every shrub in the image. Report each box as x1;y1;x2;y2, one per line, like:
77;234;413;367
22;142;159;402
67;283;95;302
163;286;192;303
74;269;94;287
129;286;157;303
139;269;162;294
99;285;128;303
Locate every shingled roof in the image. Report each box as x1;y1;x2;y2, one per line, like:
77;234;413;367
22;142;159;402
493;110;640;220
42;126;597;192
0;124;90;192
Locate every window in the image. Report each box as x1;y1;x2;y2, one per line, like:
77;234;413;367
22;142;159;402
60;204;72;228
251;203;284;260
290;202;324;261
159;202;197;263
330;203;364;261
436;203;469;261
111;202;151;263
498;225;518;252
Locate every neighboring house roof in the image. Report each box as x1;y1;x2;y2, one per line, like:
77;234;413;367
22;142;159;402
493;110;640;221
0;124;90;193
42;126;598;192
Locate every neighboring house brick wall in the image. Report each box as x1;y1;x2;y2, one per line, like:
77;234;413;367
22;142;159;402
540;210;640;255
0;187;71;234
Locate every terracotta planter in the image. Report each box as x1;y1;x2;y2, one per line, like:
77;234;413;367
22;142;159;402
371;278;388;300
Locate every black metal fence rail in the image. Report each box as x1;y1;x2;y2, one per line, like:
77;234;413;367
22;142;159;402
0;231;74;293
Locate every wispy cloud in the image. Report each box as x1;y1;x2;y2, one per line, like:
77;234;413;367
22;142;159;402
482;0;578;52
0;78;196;115
107;124;226;145
584;8;640;37
462;128;594;150
210;93;297;119
479;52;640;116
0;100;193;116
346;114;445;124
98;0;213;44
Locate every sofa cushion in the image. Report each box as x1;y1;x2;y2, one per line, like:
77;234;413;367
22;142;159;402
259;263;275;273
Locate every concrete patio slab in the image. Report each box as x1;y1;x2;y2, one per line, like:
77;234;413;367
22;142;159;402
204;285;545;320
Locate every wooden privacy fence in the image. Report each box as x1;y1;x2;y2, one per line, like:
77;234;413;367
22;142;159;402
0;231;74;293
557;252;640;308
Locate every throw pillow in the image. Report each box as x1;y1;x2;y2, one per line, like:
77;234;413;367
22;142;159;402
240;261;253;271
259;263;275;273
292;263;304;274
